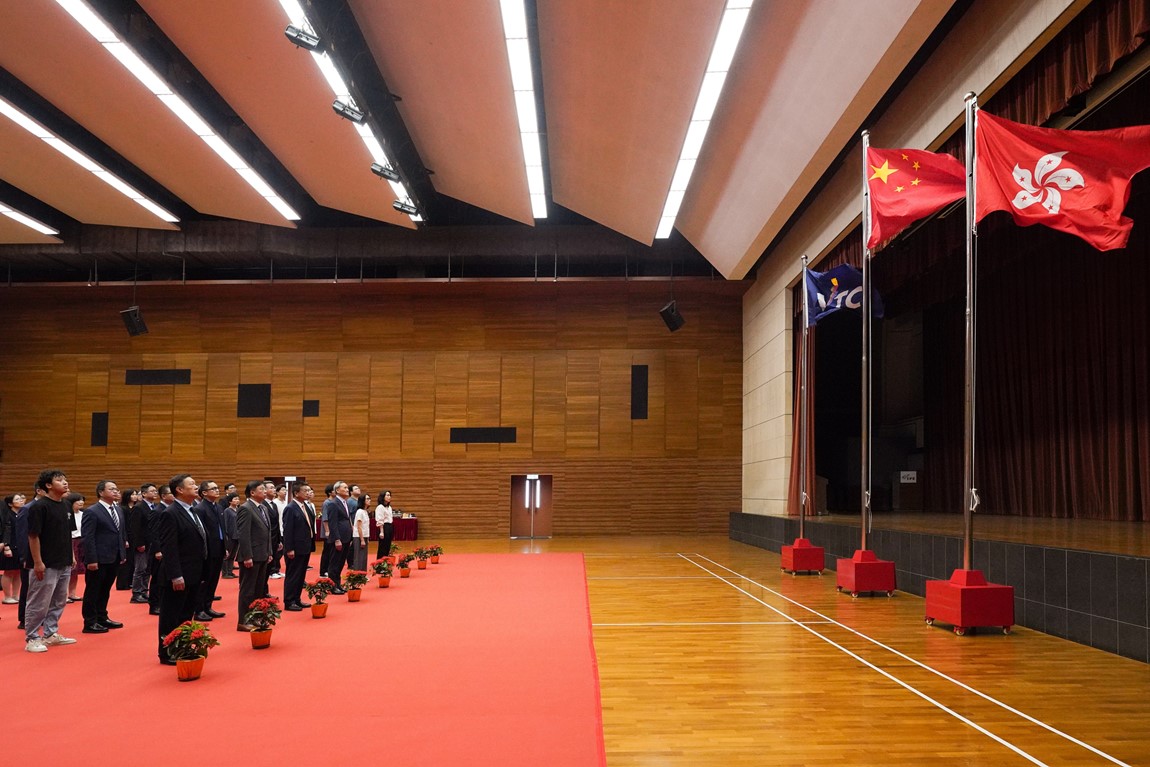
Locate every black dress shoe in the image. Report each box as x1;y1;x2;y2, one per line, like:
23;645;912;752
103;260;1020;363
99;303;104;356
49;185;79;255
100;619;124;629
206;609;226;618
298;600;312;608
83;623;109;634
331;587;346;595
194;611;214;621
212;595;222;601
284;603;303;611
236;623;255;632
149;608;161;615
130;595;149;604
221;573;237;579
159;657;177;666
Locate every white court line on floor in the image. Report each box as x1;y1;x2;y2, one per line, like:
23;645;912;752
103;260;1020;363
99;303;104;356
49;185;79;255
593;620;833;627
587;575;716;580
685;553;1129;767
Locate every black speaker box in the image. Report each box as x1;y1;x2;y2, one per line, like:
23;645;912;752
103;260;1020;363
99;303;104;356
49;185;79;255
120;306;149;336
659;300;685;332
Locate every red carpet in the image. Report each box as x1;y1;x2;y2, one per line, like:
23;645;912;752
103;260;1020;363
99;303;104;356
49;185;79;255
3;553;605;767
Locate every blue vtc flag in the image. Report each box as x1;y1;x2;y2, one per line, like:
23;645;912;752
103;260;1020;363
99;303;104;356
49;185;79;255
803;264;884;326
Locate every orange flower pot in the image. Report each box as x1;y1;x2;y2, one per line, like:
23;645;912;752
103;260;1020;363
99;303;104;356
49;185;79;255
399;568;411;578
417;559;428;570
250;629;272;649
347;589;362;602
378;576;391;588
176;656;205;682
431;555;440;564
311;603;329;619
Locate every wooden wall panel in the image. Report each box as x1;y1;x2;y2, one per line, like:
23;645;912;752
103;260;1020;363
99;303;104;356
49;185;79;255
533;352;567;455
565;351;600;453
0;280;745;535
599;351;633;456
400;353;434;457
665;350;699;454
204;355;239;461
368;354;403;458
466;353;502;457
337;353;371;454
434;353;468;457
171;355;207;457
631;352;666;456
499;353;534;458
74;356;109;459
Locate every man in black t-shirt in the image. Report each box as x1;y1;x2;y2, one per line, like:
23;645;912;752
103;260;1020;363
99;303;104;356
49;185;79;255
25;469;78;653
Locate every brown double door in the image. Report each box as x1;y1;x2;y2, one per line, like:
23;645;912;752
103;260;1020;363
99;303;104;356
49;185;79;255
510;474;552;538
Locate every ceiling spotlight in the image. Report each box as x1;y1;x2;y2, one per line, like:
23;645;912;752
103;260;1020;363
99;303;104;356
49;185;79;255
332;99;365;123
392;199;418;216
370;162;400;182
285;25;322;51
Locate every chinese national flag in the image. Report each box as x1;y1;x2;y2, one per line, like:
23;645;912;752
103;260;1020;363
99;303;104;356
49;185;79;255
866;147;966;248
976;111;1150;251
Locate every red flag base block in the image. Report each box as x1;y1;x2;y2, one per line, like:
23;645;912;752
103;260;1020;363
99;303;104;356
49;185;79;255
835;549;896;597
924;569;1014;636
781;538;824;575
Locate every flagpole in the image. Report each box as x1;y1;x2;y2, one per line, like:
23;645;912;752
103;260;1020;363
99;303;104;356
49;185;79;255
962;92;979;570
799;254;810;541
860;130;873;552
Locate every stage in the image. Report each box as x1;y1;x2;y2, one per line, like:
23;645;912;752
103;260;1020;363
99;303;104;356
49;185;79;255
731;511;1150;663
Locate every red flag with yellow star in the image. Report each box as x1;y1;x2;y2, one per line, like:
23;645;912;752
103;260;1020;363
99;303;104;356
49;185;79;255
866;147;966;248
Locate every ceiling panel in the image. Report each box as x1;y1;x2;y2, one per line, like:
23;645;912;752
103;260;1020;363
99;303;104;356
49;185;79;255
0;214;61;246
0;0;293;228
676;0;958;278
538;0;725;244
0;119;179;231
350;0;533;225
140;0;414;229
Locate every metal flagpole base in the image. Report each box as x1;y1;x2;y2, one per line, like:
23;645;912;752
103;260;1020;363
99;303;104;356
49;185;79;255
781;538;824;575
924;569;1014;636
835;549;896;597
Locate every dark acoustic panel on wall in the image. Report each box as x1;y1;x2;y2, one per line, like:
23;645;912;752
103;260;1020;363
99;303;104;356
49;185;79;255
125;369;192;385
90;411;109;447
631;364;649;420
303;399;320;417
450;427;517;444
237;384;272;418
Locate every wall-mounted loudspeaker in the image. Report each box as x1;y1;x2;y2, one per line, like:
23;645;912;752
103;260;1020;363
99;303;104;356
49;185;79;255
120;306;149;336
659;300;685;332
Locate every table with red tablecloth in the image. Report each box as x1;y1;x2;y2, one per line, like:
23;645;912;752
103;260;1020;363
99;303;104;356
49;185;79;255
368;516;418;541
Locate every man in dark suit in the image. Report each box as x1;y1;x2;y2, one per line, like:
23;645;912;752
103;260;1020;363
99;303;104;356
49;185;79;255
80;479;128;633
281;484;314;610
156;474;208;664
324;480;352;594
236;480;273;631
193;480;227;622
259;480;283;597
220;492;239;578
128;483;157;605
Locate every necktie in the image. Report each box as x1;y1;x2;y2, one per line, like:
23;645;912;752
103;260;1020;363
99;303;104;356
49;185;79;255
188;507;207;556
109;504;120;529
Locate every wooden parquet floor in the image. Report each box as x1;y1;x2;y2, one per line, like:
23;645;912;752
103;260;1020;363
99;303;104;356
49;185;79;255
440;535;1150;766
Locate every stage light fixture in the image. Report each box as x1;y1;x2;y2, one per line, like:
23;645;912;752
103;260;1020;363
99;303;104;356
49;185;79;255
284;24;322;51
392;199;418;216
371;162;400;182
332;99;365;123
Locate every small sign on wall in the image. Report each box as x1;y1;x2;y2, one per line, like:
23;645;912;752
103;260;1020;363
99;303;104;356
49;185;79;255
899;471;918;484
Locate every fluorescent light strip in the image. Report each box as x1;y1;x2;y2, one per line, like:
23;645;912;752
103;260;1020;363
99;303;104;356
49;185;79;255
500;0;547;219
54;0;299;221
0;96;178;223
275;0;420;223
655;0;752;238
0;203;59;236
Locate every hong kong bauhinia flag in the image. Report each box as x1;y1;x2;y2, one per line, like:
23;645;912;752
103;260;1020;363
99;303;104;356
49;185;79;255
976;111;1150;251
866;147;966;248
